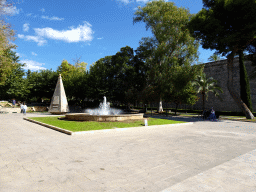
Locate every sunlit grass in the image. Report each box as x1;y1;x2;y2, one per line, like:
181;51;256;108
28;116;187;132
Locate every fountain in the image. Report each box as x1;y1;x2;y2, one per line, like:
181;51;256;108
65;96;144;122
86;96;122;115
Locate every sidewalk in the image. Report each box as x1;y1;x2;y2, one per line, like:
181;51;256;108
0;113;256;192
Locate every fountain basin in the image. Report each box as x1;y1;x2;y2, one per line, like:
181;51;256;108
65;113;144;122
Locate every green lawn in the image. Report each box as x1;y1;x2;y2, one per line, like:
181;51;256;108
28;116;187;132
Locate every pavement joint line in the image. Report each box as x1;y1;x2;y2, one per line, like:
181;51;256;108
160;148;256;192
23;117;194;136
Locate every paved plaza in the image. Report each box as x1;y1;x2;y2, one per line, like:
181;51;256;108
0;113;256;192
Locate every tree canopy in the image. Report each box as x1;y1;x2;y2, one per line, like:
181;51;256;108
187;0;256;119
133;0;203;111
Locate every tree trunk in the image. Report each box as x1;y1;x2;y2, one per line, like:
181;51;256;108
150;102;153;116
227;52;254;119
175;103;178;115
158;97;163;112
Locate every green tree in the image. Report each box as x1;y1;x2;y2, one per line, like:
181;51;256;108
72;55;88;72
56;58;87;103
26;69;58;102
133;0;201;112
133;37;158;108
208;53;222;62
87;56;112;102
238;50;253;112
167;82;199;115
0;19;16;85
0;49;29;100
0;0;19;85
109;46;137;105
63;67;88;104
56;59;76;80
187;0;256;119
164;64;204;115
126;40;152;107
191;73;223;111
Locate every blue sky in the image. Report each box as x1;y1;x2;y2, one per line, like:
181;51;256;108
2;0;245;72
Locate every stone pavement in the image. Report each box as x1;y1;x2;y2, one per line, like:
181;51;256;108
0;113;256;192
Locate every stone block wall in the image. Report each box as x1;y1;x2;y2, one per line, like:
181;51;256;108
164;54;256;112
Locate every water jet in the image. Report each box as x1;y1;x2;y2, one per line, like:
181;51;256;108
65;96;144;122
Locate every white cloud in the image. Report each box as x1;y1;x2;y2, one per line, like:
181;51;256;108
21;59;46;71
18;34;24;38
2;2;20;15
40;8;45;13
118;0;129;4
97;37;103;40
41;15;64;21
18;34;47;46
34;21;94;43
23;23;29;32
31;52;37;56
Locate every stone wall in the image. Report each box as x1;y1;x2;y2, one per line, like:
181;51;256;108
163;54;256;112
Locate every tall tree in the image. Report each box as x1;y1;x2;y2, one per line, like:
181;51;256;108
26;69;58;101
87;56;113;102
164;64;203;115
56;58;88;103
0;0;20;85
56;59;76;80
72;55;88;72
188;0;256;119
191;73;223;111
0;19;16;85
0;49;29;100
109;46;136;105
133;0;201;112
132;37;156;106
238;50;253;112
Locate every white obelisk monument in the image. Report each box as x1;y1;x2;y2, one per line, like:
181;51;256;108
48;74;69;114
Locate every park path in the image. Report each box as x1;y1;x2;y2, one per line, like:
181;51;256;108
0;113;256;192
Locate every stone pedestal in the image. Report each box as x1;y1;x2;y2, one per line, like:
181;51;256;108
48;74;69;114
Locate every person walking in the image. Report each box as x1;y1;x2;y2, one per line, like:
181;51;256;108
12;98;16;108
23;102;27;115
20;103;24;113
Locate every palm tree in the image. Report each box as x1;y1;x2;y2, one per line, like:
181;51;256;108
191;73;223;111
208;54;222;62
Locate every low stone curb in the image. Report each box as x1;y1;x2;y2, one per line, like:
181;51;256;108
72;122;194;135
23;117;72;135
23;117;194;136
220;118;256;123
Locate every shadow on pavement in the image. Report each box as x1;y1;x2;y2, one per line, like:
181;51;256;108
145;115;224;123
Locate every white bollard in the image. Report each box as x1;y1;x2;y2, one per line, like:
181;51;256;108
144;119;148;126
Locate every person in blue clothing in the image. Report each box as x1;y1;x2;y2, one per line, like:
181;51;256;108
22;102;27;115
208;107;216;121
12;98;16;108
